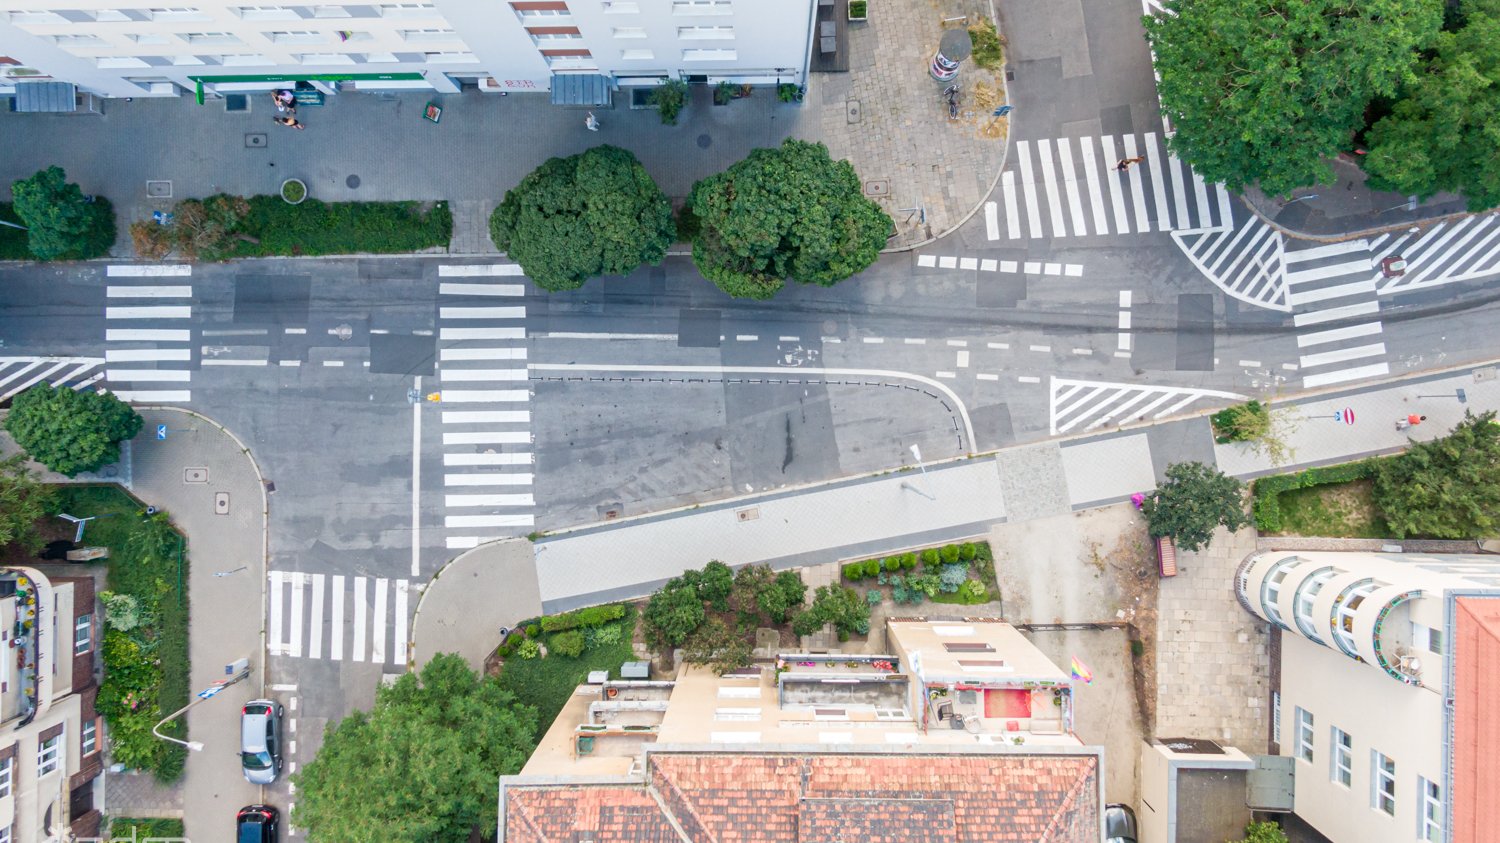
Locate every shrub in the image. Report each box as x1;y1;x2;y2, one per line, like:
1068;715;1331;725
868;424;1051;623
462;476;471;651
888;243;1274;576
1211;400;1270;444
5;384;143;477
792;609;823;638
583;623;622;648
939;544;960;564
0;203;28;260
1252;459;1378;532
883;556;902;572
842;563;863;581
642;585;704;648
938;563;969;593
891;582;910;604
525;624;540;637
516;639;541;660
866;588;882;607
920;548;940;567
968;17;1004;70
697;560;735;611
864;559;880;577
130;219;173;260
957;580;988;603
760;570;807;624
683;617;752;674
540;603;626;633
549;630;585;658
171;194;252;260
958;542;977;562
234;196;451;257
497;643;515;658
100;591;150;632
10;166;115;260
877;571;887;586
714;81;736;105
280;179;306;203
901;553;917;570
1130;639;1146;657
777;83;804;103
649;79;689;125
908;573;941;598
110;819;186;839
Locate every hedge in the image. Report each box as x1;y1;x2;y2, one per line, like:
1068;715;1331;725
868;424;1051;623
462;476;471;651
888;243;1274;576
227;196;452;257
844;543;989;582
539;602;626;633
1251;459;1381;532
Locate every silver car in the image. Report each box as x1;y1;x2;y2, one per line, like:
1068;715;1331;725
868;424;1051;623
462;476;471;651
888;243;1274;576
240;699;284;785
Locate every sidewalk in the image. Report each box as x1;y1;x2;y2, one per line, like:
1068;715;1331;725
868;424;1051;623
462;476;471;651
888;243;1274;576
1240;155;1472;241
408;538;540;674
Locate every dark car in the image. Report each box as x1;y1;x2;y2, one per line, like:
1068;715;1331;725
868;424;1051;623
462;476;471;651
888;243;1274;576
1105;803;1139;843
237;805;279;843
240;699;284;785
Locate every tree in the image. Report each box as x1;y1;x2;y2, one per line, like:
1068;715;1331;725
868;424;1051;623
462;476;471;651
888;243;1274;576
1142;461;1252;552
4;384;143;477
791;585;870;640
687;138;892;299
0;455;56;553
1363;0;1500;211
728;563;773;625
696;560;734;612
1225;820;1289;843
758;571;807;624
1373;411;1500;538
1143;0;1440;197
489;145;674;291
682;617;752;674
642;584;705;648
292;654;536;843
10;165;115;260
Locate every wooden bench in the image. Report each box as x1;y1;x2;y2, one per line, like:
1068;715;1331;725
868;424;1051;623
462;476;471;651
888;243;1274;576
1156;535;1178;578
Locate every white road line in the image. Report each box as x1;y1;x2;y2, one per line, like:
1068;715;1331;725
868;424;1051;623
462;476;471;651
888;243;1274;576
289;572;304;659
1296;322;1384;347
352;577;368;662
1238;360;1261;368
444;493;535;507
284;327;307;335
1119;313;1133;330
987;342;1009;350
106;329;191;342
1100;135;1130;234
270;684;298;692
1019;376;1041;383
1287;280;1377;307
308;573;324;660
1016;142;1044;239
1077;135;1110;235
330;575;344;661
959;257;978;270
1036;140;1068;237
1145;132;1172;230
445;514;537;528
537;332;673;341
946;340;968;347
1303;362;1390;388
981;259;997;272
977;373;999;381
1286;262;1370;286
372;578;388;665
1122;135;1151;232
439;368;526;382
106;285;191;298
984;201;1000;240
1298;343;1387;368
105;369;192;381
1073;348;1092;355
439;282;525;296
394;580;409;666
438;389;530;403
443;452;534;466
1284;240;1370;263
1044;263;1062;276
442;431;531;445
1002;170;1022;240
1119;291;1133;308
939;256;958;268
107;264;192;276
1065;265;1083;277
779;335;800;342
956;351;970;367
439;306;525;320
1056;137;1089;236
440;327;526;341
1283;363;1299;371
201;359;268;366
111;390;192;402
105;306;191;320
1292;301;1381;327
1191;167;1212;228
444;473;534;486
279;360;300;367
442;410;530;424
1001;260;1018;273
904;338;926;345
862;337;885;344
918;254;937;267
268;571;285;656
936;371;956;379
440;348;526;361
1216;184;1234;230
737;334;759;341
1029;344;1052;353
1168;150;1191;229
446;537;486;550
438;264;525;276
322;361;345;367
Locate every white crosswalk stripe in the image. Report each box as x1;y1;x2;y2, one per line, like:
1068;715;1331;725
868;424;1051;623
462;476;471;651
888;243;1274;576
1283;242;1391;388
0;357;106;402
997;132;1232;241
1171;216;1288;311
103;270;194;404
1049;377;1246;435
266;571;409;664
437;265;534;549
1367;215;1500;295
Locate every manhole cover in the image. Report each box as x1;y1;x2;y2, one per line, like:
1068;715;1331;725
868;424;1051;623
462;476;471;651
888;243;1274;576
184;467;208;484
847;100;861;123
864;179;890;197
346;174;360;189
245;133;268;148
146;180;172;199
736;507;760;522
696;133;711;149
214;491;230;515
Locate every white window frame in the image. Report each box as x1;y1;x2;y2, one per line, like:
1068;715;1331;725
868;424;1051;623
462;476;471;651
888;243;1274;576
0;822;11;843
603;1;641;12
677;25;734;39
270;31;329;45
380;4;439;18
620;48;655;60
1371;750;1396;815
73;614;91;655
612;26;647;38
1331;726;1352;786
1419;776;1441;840
1331;578;1380;657
82;718;97;755
682;48;736;61
1271;691;1281;745
36;734;60;778
672;0;732;14
1294;707;1314;764
0;757;11;797
1259;557;1300;628
532;32;584;44
238;5;300;20
1291;567;1336;641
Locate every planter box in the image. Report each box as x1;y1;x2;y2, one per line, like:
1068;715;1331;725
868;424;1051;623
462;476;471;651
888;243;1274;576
848;1;868;21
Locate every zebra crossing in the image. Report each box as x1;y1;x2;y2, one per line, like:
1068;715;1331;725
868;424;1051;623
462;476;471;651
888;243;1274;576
437;264;534;551
1171;217;1289;311
1049;377;1246;435
104;264;194;403
988;132;1233;242
267;570;409;664
1285;241;1390;389
0;357;105;402
1368;214;1500;295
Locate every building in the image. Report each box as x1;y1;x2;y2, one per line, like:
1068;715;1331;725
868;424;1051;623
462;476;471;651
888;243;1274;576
0;567;103;842
0;0;817;105
1235;549;1500;843
504;616;1104;841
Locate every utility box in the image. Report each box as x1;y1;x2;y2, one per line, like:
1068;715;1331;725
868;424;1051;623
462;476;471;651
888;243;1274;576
620;661;650;680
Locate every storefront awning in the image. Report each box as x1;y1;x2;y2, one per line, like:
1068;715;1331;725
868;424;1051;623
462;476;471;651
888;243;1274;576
549;74;612;107
14;82;78;113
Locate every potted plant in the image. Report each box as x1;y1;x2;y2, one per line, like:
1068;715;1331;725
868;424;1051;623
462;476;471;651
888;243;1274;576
714;81;736;106
848;0;868;21
648;79;689;126
280;178;307;205
777;83;805;104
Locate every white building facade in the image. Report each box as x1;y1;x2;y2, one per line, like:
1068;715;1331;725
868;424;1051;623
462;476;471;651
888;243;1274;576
1235;549;1500;843
0;0;816;101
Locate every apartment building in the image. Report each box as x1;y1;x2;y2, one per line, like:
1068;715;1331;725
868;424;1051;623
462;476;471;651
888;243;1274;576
1235;549;1500;843
0;567;103;841
0;0;816;104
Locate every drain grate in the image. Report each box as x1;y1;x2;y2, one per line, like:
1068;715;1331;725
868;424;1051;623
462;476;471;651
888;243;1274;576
146;180;172;199
245;133;267;148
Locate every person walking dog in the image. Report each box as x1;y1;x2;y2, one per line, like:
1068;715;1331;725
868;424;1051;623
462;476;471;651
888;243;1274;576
273;116;305;130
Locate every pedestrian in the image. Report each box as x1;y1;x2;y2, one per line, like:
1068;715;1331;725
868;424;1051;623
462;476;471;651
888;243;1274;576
585;111;599;132
1395;414;1427;430
273;89;296;113
273;116;305;130
1115;155;1145;172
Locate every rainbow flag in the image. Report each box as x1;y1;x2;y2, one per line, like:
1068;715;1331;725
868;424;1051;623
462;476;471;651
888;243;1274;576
1070;656;1094;684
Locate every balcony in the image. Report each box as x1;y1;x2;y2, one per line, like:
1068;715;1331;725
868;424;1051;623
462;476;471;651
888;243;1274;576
776;654;908;712
0;569;50;729
924;684;1070;736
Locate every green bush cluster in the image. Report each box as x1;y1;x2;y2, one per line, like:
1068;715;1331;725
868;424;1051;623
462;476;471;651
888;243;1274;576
539;603;626;633
234;196;451;257
1252;460;1378;532
549;630;585;658
109;818;186;839
844;543;984;581
968;18;1004;70
1211;400;1270;444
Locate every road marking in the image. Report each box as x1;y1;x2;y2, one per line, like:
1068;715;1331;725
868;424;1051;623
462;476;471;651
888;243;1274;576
352;577;367;662
1238;360;1261;368
440;306;525;320
107;264;191;276
1191;167;1213;228
308;572;324;660
945;340;967;347
1024;261;1041;274
1302;362;1391;388
442;431;530;445
1145;132;1172;231
442;410;530;424
1077;135;1110;235
439;368;526;381
443;452;534;466
1119;291;1132;308
1296;322;1384;347
1284;240;1370;262
1287;280;1377;307
537;332;673;341
1056;137;1089;236
439;264;525;276
918;255;937;267
824;337;842;343
268;571;285;656
279;360;300;367
1019;376;1041;383
959;257;978;270
977;373;999;381
270;684;298;692
440;347;526;361
1283;363;1299;370
394;580;409;666
322;360;345;367
1036;140;1068;237
105;328;191;342
440;327;526;340
779;336;800;342
105;348;191;362
105;306;191;320
289;719;297;734
981;259;997;272
444;473;535;486
202;329;269;337
444;493;535;507
439;282;525;295
1286;262;1372;286
736;334;759;341
956;351;970;367
1044;263;1062;276
1029;345;1051;353
438;389;530;403
330;576;344;661
106;285;191;298
201;359;268;366
939;256;958;268
1119;313;1132;330
111;390;192;402
1100;135;1131;234
904;338;926;345
1168;147;1191;229
288;572;304;659
862;337;885;344
371;578;388;665
1015;142;1044;239
984;201;1000;240
283;327;307;335
1122;134;1151;231
1292;301;1381;327
411;374;423;577
987;342;1009;350
1072;348;1092;356
1298;343;1387;368
936;371;956;379
1065;265;1084;277
1001;170;1022;239
445;514;537;528
105;369;191;381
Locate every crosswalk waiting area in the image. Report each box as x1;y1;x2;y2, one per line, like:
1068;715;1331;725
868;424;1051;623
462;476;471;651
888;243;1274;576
267;571;409;664
986;132;1232;241
437;264;535;550
104;264;194;403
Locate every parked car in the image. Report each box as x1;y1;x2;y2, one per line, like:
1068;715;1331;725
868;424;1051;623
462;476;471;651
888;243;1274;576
240;699;284;785
1105;803;1139;843
237;805;279;843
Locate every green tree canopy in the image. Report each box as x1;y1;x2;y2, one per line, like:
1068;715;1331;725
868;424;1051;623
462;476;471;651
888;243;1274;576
489;145;674;291
10;165;116;260
1374;411;1500;538
0;455;56;553
292;653;537;843
1143;0;1441;197
1363;0;1500;210
687;139;892;299
4;385;143;477
1143;461;1252;552
792;584;870;639
642;583;705;648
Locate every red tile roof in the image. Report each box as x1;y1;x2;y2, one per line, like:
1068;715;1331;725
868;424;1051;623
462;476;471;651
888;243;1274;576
1453;597;1500;843
504;750;1100;842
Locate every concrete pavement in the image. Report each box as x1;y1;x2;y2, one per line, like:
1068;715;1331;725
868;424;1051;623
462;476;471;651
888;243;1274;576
408;538;540;673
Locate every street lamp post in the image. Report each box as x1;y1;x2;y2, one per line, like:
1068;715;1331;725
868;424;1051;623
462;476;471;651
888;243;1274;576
901;444;937;501
151;662;253;752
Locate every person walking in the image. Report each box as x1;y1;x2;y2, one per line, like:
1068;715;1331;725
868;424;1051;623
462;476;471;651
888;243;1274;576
273;116;305;130
585;111;599;132
1115;155;1145;172
273;89;296;113
1395;413;1427;430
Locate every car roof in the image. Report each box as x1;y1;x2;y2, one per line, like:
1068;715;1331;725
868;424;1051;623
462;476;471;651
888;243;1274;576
241;710;268;751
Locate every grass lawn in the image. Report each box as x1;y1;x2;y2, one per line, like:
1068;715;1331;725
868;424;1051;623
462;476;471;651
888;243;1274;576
229;197;452;257
58;485;190;781
108;818;186;838
1273;478;1390;538
496;607;637;735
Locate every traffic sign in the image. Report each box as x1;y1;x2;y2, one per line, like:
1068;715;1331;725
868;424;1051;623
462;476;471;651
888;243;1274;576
156;424;168;440
196;683;224;700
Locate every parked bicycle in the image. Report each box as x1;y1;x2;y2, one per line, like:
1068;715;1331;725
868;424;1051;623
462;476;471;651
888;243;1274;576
941;83;960;120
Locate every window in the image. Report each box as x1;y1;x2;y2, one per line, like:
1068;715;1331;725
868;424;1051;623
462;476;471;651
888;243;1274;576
620;48;654;60
150;7;210;20
298;53;356;64
380;4;439;18
424;52;479;63
1371;751;1396;815
312;5;353;17
37;733;60;778
363;51;400;62
612;26;647;38
183;32;243;45
603;1;640;12
678;25;734;39
1292;567;1336;641
82;718;97;755
0;757;11;797
532;32;583;44
1294;707;1314;763
1271;692;1281;745
238;5;299;20
1332;579;1382;657
98;57;153;68
401;28;459;42
130;33;174;45
223;54;273;65
8;11;69;24
0;823;11;843
1331;727;1352;786
92;9;133;21
682;48;736;61
673;0;732;14
1258;556;1304;628
1419;776;1442;840
52;35;108;47
271;31;328;45
1412;622;1444;654
942;642;995;653
73;614;91;655
713;707;760;721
